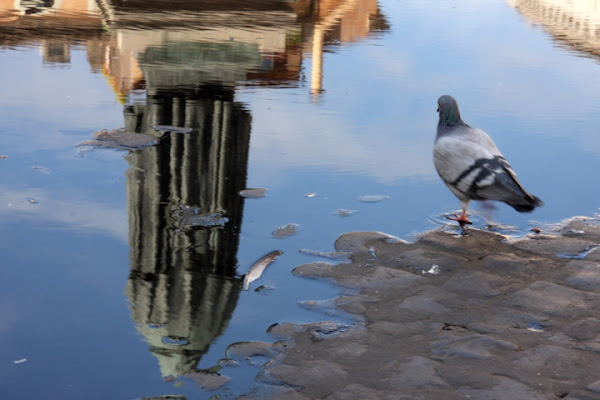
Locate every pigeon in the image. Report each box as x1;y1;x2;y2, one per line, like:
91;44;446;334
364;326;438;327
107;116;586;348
433;95;543;231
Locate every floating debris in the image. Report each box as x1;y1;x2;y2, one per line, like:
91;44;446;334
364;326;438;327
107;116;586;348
152;125;192;133
172;205;229;228
305;192;317;198
557;244;599;260
243;250;283;290
272;223;299;238
76;128;157;150
358;195;390;203
27;198;38;204
254;284;275;293
239;188;266;198
32;166;51;175
13;359;27;364
0;155;7;159
333;209;357;217
161;336;190;346
422;265;440;275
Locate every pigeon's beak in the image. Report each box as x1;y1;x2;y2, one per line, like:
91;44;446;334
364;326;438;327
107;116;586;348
436;106;439;112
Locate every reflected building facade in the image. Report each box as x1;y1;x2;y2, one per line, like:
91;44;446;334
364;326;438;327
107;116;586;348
509;0;600;57
0;0;388;381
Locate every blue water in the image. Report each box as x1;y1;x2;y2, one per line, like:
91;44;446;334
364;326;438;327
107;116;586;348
2;0;600;398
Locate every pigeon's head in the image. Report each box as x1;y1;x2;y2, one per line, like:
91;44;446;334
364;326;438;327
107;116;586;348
437;95;463;127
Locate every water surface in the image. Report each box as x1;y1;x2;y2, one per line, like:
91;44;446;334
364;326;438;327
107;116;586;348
1;0;600;398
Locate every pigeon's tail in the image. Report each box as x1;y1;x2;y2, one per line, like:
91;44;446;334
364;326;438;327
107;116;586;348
509;195;544;213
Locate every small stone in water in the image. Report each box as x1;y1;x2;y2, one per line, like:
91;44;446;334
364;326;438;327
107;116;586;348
358;195;389;203
272;223;299;238
334;209;357;217
239;188;266;198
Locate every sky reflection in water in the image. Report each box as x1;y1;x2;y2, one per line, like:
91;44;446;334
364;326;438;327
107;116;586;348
1;0;600;398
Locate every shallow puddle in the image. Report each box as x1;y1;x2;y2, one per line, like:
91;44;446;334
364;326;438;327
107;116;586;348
1;0;600;398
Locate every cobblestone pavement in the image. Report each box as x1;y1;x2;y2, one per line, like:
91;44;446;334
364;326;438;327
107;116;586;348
229;217;600;400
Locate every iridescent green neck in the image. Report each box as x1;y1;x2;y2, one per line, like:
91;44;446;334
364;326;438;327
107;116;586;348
438;107;462;127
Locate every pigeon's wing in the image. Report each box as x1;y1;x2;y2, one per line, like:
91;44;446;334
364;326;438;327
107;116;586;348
434;127;542;211
433;127;502;198
471;156;543;212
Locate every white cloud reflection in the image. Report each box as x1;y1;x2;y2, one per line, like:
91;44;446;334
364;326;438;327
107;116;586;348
241;0;600;187
0;185;128;242
246;98;436;184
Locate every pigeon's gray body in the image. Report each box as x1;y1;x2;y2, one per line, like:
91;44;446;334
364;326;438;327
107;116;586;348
433;95;543;216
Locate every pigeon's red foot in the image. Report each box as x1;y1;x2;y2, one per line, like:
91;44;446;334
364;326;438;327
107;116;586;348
446;212;472;230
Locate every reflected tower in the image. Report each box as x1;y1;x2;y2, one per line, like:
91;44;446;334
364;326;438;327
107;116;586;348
70;0;387;383
108;4;296;382
125;84;251;379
